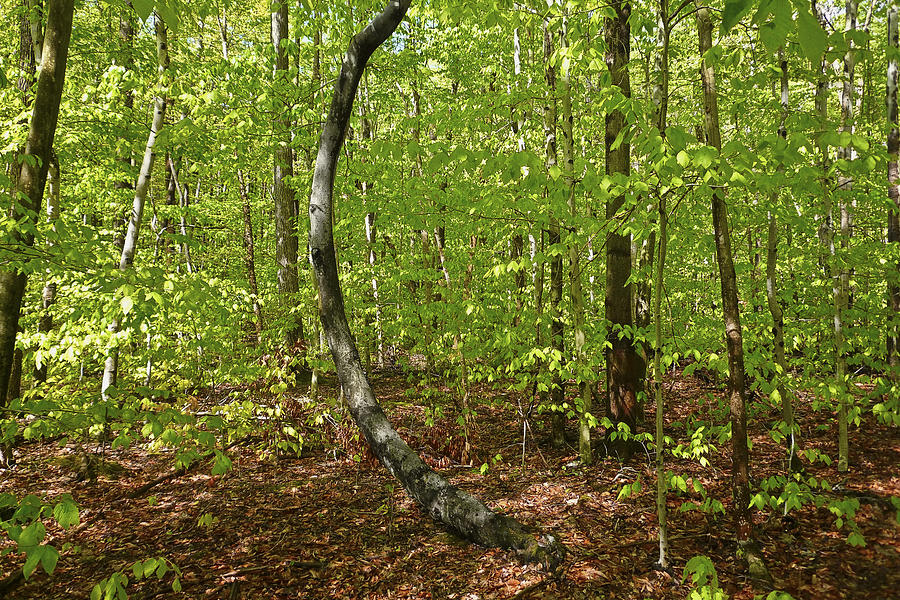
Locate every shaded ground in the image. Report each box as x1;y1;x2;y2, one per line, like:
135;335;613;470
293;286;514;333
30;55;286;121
1;371;898;599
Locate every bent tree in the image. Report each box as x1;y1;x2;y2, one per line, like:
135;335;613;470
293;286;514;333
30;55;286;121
0;0;74;457
307;0;565;568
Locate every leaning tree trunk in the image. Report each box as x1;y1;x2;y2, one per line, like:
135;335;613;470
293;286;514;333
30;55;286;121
101;13;169;399
0;0;74;456
695;5;770;584
889;2;900;379
307;0;565;569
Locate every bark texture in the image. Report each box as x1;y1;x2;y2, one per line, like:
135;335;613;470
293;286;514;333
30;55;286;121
308;0;565;569
272;0;303;349
605;1;644;435
0;0;74;447
696;2;751;541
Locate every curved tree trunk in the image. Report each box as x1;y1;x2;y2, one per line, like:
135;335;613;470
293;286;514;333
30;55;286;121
0;0;74;463
307;0;565;570
102;13;169;400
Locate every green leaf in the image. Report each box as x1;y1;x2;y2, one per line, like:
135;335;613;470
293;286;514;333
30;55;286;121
53;496;80;529
23;549;41;579
720;0;753;36
131;0;154;22
120;296;134;316
40;545;59;575
796;6;827;63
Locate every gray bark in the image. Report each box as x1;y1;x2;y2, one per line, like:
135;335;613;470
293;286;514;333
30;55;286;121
101;13;169;399
272;0;303;349
308;0;564;569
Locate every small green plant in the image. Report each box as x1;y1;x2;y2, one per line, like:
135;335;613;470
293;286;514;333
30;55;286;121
683;555;727;600
91;557;182;600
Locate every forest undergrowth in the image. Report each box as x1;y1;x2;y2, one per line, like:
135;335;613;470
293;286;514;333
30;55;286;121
1;369;897;600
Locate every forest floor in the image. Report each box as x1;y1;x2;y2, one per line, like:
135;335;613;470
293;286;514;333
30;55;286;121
0;370;898;600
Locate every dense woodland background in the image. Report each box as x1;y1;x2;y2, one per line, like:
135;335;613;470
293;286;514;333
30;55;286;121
0;0;898;598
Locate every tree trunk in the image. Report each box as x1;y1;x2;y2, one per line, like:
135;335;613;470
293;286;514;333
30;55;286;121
559;18;591;464
768;48;800;471
238;171;263;341
695;0;751;542
652;0;670;569
605;1;644;437
307;0;564;569
102;13;169;400
543;19;566;449
0;0;74;457
34;152;60;384
889;3;900;378
272;0;303;350
834;0;858;473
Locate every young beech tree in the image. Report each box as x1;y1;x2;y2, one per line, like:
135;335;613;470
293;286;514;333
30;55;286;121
307;0;565;569
101;12;169;399
0;0;74;461
695;2;770;585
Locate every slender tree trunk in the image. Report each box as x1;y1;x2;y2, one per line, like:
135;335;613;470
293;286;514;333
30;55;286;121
834;0;858;473
768;48;800;471
605;1;644;438
543;19;565;449
34;152;60;384
101;13;169;400
238;172;263;341
308;0;564;568
888;3;900;378
652;0;670;568
696;0;752;544
0;0;74;461
272;0;303;350
559;19;591;463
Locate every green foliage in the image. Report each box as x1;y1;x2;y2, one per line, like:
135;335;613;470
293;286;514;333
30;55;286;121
683;555;727;600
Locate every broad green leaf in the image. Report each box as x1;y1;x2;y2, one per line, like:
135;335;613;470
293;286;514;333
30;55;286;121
720;0;754;36
796;6;827;63
131;0;154;22
53;496;79;529
120;296;134;316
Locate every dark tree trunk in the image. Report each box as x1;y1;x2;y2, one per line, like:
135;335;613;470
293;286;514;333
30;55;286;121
238;171;264;341
696;0;752;545
272;0;303;350
605;1;644;435
307;0;565;569
542;19;565;449
0;0;74;457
